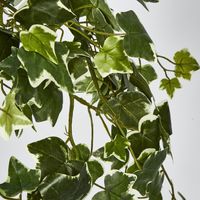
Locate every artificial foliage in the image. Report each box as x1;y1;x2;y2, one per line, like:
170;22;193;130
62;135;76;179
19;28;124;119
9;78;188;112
0;0;199;199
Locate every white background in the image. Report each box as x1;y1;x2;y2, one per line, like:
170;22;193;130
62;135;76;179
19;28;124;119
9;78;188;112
0;0;200;199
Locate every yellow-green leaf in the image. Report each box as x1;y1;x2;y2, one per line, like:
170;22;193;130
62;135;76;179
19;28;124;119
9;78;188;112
20;25;58;64
0;92;32;137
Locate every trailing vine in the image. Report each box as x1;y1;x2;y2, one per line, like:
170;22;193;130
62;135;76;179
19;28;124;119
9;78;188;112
0;0;199;199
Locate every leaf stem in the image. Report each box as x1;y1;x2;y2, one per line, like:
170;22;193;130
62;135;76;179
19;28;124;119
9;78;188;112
1;80;7;96
73;4;94;12
157;59;171;80
161;165;177;200
98;114;112;139
67;94;76;147
68;20;125;37
0;0;17;12
88;108;94;154
65;23;99;47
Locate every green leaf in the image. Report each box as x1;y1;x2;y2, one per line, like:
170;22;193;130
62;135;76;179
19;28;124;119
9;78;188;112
14;0;75;28
0;156;40;197
127;148;156;173
138;64;157;83
102;91;151;130
0;7;3;26
0;92;32;137
20;24;58;64
104;134;130;162
129;64;153;100
27;137;80;178
17;47;73;92
0;47;21;80
94;36;132;77
90;0;119;30
154;101;172;135
88;160;104;183
117;11;155;61
174;49;199;80
38;165;91;200
133;150;166;197
128;115;161;158
137;0;159;10
15;69;63;126
0;29;19;61
160;78;181;98
92;171;136;200
69;144;91;162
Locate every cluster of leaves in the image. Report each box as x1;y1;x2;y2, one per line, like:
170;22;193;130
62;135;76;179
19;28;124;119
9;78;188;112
0;0;199;199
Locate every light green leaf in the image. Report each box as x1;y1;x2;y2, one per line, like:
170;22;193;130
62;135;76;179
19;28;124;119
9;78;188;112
104;134;130;162
128;115;161;158
133;150;166;197
20;25;58;64
102;91;151;130
38;165;91;200
92;171;136;200
174;49;199;80
14;0;75;28
0;157;40;197
94;36;132;77
117;11;155;61
0;92;32;137
160;78;181;98
138;64;157;83
27;137;78;178
17;47;73;92
88;160;104;183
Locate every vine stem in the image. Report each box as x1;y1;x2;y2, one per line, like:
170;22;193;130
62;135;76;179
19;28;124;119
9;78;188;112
67;94;76;147
68;20;125;37
87;58;142;170
65;23;99;47
98;114;112;139
87;108;94;154
161;165;177;200
1;80;7;96
0;0;17;12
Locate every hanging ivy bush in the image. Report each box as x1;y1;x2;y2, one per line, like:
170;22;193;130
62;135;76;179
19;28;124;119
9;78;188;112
0;0;199;199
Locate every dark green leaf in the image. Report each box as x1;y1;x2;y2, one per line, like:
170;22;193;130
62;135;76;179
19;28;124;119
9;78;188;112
70;0;92;16
0;92;32;137
90;0;119;30
133;150;166;196
137;0;159;10
104;134;130;162
154;101;172;135
0;47;20;80
102;91;151;130
128;115;161;157
174;49;199;80
94;36;132;77
69;144;91;162
0;157;40;197
160;78;181;98
15;69;63;126
0;29;19;61
129;64;153;100
117;10;155;61
17;47;73;92
14;0;75;28
38;164;91;200
88;160;104;183
20;24;58;64
27;137;80;178
92;171;136;200
138;64;157;83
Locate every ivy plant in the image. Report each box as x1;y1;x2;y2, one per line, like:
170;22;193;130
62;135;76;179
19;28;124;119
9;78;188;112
0;0;199;199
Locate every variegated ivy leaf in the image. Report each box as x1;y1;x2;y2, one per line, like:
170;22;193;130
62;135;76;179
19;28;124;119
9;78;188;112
174;49;199;80
94;36;132;77
20;24;58;64
0;92;32;137
117;10;155;61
